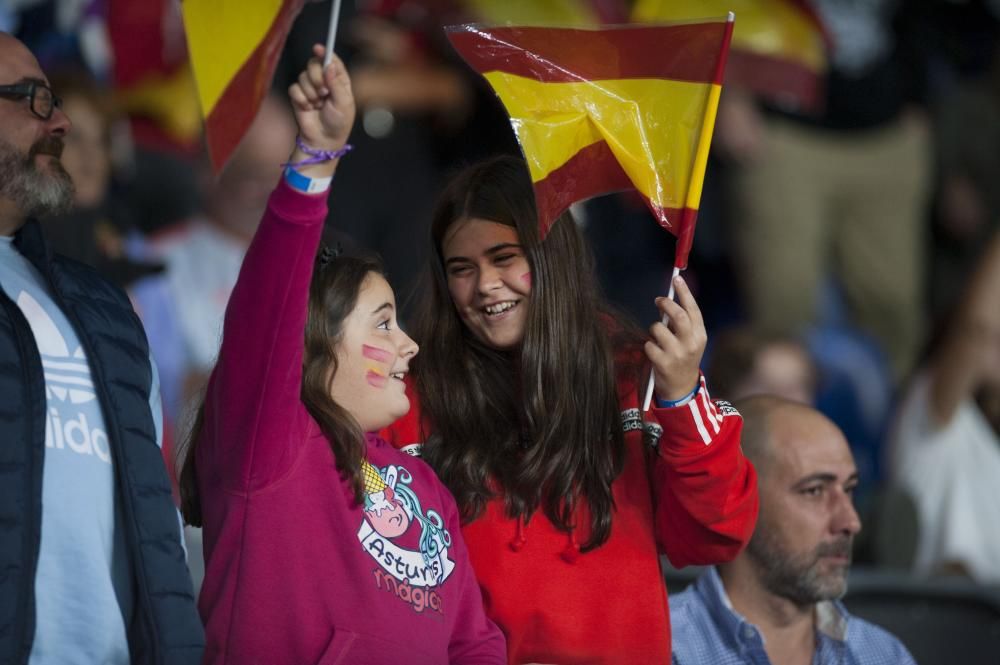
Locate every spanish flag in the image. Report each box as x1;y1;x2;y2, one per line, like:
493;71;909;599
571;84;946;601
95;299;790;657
447;19;734;269
107;0;202;154
182;0;306;170
633;0;826;111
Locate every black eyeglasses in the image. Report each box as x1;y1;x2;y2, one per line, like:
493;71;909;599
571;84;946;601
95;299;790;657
0;81;62;120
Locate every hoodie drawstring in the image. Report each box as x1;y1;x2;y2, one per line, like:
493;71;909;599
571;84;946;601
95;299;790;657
560;530;580;563
509;515;527;552
508;515;582;563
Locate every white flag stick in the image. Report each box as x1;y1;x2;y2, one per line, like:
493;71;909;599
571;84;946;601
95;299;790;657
641;265;682;412
324;0;344;65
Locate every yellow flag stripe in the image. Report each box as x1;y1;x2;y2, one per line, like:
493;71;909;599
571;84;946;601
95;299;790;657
684;83;721;210
484;72;711;210
182;0;285;116
633;0;824;72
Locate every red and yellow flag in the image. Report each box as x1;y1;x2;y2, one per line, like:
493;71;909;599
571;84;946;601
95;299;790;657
182;0;306;171
447;19;734;268
107;0;202;154
633;0;826;111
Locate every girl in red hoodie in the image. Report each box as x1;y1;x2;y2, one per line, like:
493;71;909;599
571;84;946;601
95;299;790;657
178;48;505;665
382;156;760;664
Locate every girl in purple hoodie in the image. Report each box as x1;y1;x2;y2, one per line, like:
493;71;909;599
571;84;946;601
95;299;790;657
177;47;506;665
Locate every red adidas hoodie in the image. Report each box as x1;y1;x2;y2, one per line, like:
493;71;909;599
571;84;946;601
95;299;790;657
383;366;758;664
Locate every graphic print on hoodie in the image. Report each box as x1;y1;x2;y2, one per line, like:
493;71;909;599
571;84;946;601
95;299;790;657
358;460;455;615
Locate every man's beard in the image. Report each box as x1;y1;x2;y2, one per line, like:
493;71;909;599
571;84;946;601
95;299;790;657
0;135;74;219
747;525;853;606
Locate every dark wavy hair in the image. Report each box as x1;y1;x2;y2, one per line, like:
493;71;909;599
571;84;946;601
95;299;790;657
414;155;645;551
179;248;384;527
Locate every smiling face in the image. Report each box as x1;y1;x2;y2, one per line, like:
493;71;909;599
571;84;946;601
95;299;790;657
0;35;74;228
442;217;532;350
328;273;418;432
747;407;862;605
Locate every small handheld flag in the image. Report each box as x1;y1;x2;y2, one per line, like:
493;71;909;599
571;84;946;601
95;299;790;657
447;18;734;270
182;0;307;171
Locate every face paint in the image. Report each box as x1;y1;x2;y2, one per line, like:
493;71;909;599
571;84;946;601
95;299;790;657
520;272;532;287
366;369;388;388
363;344;392;389
362;344;393;364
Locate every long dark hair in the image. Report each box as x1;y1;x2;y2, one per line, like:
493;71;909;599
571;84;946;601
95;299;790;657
179;249;385;527
414;155;644;551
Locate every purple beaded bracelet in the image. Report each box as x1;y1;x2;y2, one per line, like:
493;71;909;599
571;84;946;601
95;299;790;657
283;136;353;168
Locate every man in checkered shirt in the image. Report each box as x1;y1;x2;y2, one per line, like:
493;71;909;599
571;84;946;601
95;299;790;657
670;396;916;665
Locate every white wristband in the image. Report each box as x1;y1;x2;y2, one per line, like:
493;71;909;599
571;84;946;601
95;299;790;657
284;165;332;194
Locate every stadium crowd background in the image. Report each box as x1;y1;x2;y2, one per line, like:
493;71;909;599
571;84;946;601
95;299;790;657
5;0;1000;659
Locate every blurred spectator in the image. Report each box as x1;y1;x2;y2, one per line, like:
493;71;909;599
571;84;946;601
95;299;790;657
129;93;296;440
889;230;1000;584
128;94;299;597
716;0;932;383
706;325;889;503
38;68;161;288
706;327;818;404
931;42;1000;319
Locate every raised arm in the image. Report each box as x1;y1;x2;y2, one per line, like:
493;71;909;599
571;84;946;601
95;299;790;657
203;48;356;491
643;277;758;567
928;230;1000;426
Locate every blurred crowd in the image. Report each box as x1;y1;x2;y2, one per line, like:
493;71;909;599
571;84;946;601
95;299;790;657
5;0;1000;590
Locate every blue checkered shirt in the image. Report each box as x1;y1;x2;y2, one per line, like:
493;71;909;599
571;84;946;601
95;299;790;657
670;568;917;665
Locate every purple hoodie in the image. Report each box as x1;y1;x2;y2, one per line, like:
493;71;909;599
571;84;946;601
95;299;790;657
195;178;506;664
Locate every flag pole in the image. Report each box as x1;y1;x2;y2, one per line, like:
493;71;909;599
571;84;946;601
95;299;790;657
324;0;344;65
641;11;734;412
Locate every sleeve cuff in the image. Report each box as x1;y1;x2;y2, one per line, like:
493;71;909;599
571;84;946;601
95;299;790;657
267;175;330;225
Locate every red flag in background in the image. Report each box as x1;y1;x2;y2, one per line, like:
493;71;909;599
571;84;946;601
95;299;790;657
107;0;203;155
448;19;734;269
182;0;307;171
633;0;827;112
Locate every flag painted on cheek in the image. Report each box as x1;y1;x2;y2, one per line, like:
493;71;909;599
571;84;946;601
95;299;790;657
446;20;734;269
363;344;393;364
366;371;388;389
363;344;392;389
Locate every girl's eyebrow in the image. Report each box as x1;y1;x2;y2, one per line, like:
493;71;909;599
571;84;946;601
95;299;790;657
371;302;393;315
484;242;523;255
444;243;523;266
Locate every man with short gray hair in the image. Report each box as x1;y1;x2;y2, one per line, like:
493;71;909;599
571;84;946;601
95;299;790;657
670;396;915;665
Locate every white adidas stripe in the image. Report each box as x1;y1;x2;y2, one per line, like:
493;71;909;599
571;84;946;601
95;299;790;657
688;399;712;445
41;358;90;373
43;373;95;388
700;390;720;434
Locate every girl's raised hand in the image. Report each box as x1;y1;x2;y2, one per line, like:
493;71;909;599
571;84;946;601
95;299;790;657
287;45;355;169
644;276;707;402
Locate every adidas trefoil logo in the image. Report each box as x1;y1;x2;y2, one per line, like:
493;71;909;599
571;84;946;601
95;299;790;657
17;291;96;404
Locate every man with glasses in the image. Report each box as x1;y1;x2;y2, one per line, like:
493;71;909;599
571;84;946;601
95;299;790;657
0;79;60;117
0;32;203;664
